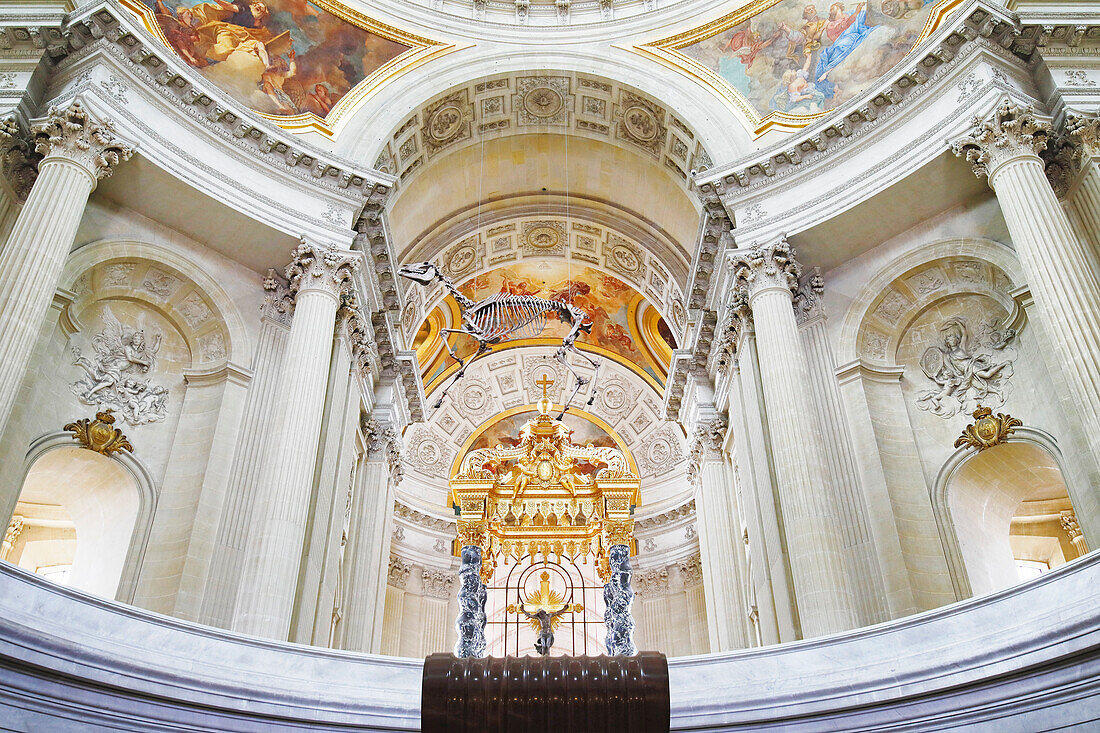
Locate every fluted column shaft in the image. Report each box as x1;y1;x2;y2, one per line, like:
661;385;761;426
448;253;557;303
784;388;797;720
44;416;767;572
0;102;132;433
731;240;857;637
692;437;751;650
232;242;358;639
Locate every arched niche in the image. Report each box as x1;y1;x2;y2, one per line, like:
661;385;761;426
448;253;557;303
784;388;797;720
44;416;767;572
8;433;158;604
931;428;1083;600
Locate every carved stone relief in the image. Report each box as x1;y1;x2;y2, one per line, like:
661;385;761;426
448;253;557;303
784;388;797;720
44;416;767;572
70;307;169;425
915;316;1016;418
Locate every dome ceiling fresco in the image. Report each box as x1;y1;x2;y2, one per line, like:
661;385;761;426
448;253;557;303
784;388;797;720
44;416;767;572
644;0;958;131
125;0;439;125
414;262;677;393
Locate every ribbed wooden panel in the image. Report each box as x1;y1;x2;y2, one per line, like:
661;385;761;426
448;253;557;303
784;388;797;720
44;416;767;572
422;652;669;733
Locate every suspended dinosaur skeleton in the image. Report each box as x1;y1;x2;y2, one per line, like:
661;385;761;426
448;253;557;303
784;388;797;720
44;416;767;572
399;261;601;417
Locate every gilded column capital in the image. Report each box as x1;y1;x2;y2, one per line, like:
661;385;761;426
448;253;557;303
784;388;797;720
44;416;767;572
728;236;802;303
31;101;134;183
3;514;24;549
951;100;1052;181
284;238;360;300
1061;510;1082;540
0;117;38;201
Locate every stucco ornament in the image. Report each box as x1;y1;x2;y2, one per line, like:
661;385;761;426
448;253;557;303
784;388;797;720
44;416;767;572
728;236;802;300
951;100;1052;180
916;317;1016;418
71;307;168;425
32;100;134;180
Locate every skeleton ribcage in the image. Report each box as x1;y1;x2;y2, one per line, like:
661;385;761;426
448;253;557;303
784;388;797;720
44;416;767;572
472;293;558;341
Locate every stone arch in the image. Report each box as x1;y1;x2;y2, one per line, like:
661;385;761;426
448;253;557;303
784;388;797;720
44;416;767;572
61;238;250;368
17;431;158;605
838;238;1025;366
931;427;1078;600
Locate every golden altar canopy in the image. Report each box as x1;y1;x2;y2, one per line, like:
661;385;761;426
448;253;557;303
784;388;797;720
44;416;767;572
449;379;640;584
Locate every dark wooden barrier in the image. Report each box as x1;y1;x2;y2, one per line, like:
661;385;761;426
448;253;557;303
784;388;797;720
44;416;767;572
421;652;670;733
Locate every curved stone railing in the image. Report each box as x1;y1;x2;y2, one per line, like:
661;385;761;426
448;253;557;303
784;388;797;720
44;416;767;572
1;552;1099;730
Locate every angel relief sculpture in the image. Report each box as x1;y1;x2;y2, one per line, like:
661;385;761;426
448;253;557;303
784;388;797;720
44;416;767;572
71;308;170;425
916;316;1017;418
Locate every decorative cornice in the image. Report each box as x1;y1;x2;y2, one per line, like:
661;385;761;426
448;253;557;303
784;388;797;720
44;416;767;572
951;99;1052;180
32;99;134;181
662;309;716;421
633;499;695;532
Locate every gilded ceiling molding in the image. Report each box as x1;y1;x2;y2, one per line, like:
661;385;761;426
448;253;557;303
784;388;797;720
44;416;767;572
633;0;965;136
118;0;460;137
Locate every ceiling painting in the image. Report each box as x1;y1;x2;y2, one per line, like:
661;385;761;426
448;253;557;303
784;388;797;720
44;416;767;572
641;0;959;133
125;0;442;129
412;262;674;393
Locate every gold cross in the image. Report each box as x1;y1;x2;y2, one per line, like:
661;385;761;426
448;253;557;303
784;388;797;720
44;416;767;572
535;374;554;399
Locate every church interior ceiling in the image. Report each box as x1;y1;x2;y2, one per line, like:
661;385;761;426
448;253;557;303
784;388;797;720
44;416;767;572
413;261;678;391
123;0;441;128
642;0;960;133
372;72;713;190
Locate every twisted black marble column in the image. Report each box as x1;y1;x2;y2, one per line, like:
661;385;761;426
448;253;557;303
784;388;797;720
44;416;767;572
454;545;487;658
603;544;637;656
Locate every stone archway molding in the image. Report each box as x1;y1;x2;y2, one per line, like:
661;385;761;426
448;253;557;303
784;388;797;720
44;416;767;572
21;430;159;606
930;425;1069;601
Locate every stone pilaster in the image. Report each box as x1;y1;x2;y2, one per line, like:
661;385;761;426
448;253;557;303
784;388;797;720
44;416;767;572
1064;112;1100;253
341;416;403;652
232;240;359;640
0;101;132;434
954;100;1100;494
728;237;858;638
688;414;752;651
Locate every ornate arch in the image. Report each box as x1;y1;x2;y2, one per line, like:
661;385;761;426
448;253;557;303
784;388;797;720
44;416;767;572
838;237;1025;366
21;431;159;605
61;238;250;368
930;426;1070;601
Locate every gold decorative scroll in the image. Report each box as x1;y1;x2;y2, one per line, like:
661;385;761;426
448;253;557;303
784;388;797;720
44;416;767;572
64;409;134;456
450;380;640;583
954;404;1022;451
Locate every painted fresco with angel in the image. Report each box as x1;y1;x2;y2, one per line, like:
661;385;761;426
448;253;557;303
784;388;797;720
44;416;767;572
71;308;170;425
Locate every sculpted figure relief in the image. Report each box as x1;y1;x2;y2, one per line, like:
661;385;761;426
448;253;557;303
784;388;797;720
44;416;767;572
71;308;170;425
916;317;1016;418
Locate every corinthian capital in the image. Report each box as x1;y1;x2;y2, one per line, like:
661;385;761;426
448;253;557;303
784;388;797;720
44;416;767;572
728;236;802;302
31;101;134;181
951;100;1052;179
1065;111;1100;162
284;238;360;299
0;117;39;201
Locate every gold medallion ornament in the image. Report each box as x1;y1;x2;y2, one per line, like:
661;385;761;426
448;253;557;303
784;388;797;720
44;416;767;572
64;409;134;456
954;405;1023;451
449;377;640;583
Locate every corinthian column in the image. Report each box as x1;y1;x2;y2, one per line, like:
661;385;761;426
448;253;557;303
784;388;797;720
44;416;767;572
688;414;752;651
0;101;132;432
729;239;857;637
1064;112;1100;253
953;101;1100;485
232;240;359;639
